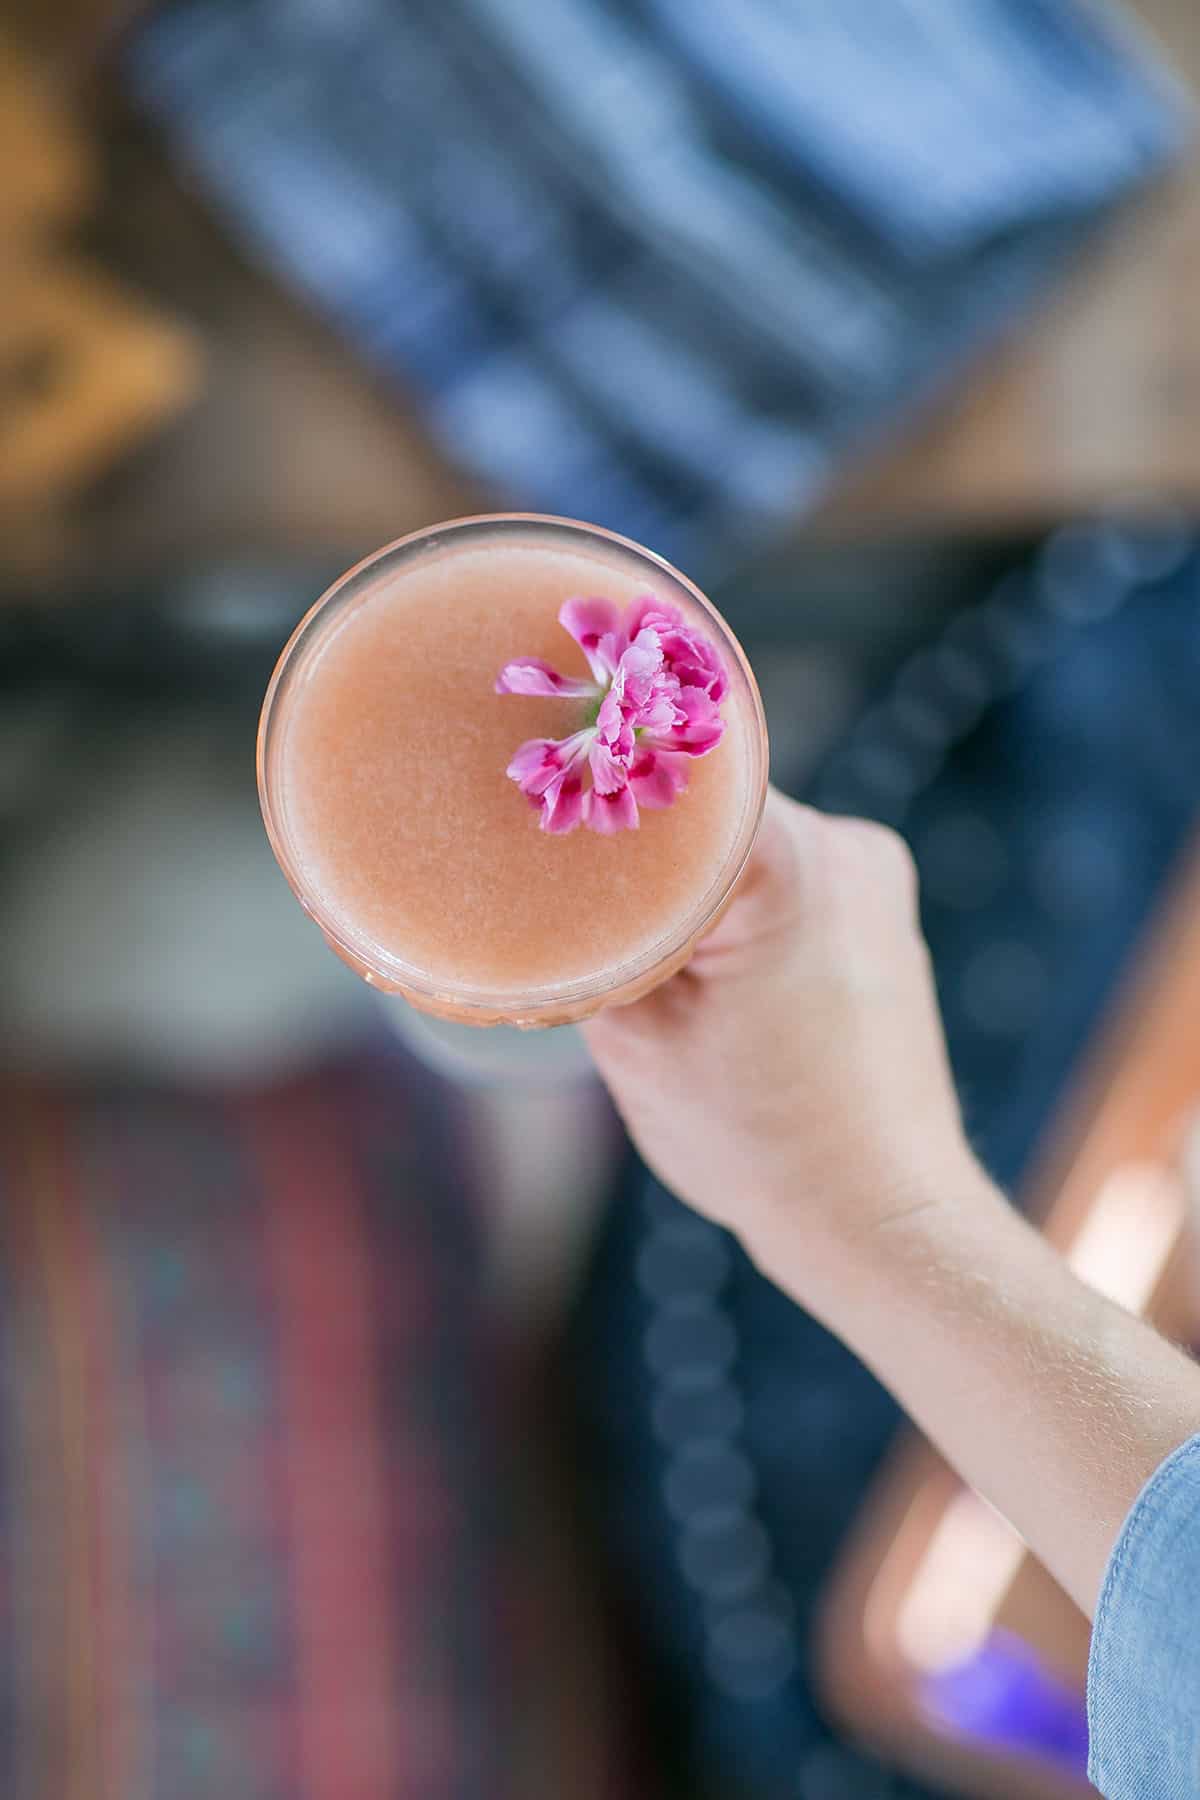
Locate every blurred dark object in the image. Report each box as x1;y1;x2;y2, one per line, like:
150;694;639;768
821;853;1200;1797
570;525;1200;1800
2;0;147;68
0;558;343;703
0;28;201;586
123;0;1189;568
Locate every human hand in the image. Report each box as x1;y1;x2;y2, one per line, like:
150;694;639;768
591;791;1200;1631
584;788;989;1313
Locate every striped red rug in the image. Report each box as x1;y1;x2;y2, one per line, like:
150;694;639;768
0;1046;509;1800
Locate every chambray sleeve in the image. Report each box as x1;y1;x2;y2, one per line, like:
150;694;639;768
1087;1434;1200;1799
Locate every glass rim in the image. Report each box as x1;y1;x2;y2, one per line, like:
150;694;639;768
257;512;769;1024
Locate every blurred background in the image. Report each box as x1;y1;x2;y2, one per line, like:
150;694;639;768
3;1;1200;1797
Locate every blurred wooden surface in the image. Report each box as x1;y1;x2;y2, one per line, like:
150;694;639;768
0;257;200;512
0;107;477;593
73;140;478;579
0;27;202;585
0;30;94;233
2;0;1198;597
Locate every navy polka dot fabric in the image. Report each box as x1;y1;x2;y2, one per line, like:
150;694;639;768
571;524;1200;1799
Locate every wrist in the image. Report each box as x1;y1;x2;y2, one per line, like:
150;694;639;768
740;1151;1007;1336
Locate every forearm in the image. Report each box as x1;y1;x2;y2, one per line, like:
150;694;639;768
747;1174;1200;1617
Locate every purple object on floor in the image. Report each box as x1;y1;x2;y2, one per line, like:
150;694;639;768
921;1628;1090;1777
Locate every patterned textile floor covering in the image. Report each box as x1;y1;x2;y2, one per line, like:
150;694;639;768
0;1042;513;1800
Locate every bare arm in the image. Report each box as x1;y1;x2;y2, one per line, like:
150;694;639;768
586;790;1200;1617
753;1171;1200;1615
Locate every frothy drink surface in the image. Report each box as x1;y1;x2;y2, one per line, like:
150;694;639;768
279;537;751;993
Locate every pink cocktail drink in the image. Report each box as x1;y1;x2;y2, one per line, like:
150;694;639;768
258;515;767;1025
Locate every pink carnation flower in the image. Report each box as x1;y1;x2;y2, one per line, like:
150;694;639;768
495;593;728;835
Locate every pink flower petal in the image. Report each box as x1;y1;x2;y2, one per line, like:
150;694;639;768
611;630;671;722
636;685;684;737
665;685;726;756
626;594;684;638
622;628;663;674
595;629;630;677
559;596;624;683
629;748;691;809
668;656;728;704
595;685;635;758
505;737;560;795
656;625;729;703
583;784;640;834
623;628;664;679
507;729;593;798
541;772;586;834
498;589;730;833
670;722;724;757
588;735;630;796
495;657;599;700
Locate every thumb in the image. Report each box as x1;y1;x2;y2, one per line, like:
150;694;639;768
688;787;817;971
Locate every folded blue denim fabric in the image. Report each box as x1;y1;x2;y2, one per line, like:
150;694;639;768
126;0;1188;564
1088;1433;1200;1800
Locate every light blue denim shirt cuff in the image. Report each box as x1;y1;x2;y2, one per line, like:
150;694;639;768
1087;1432;1200;1799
